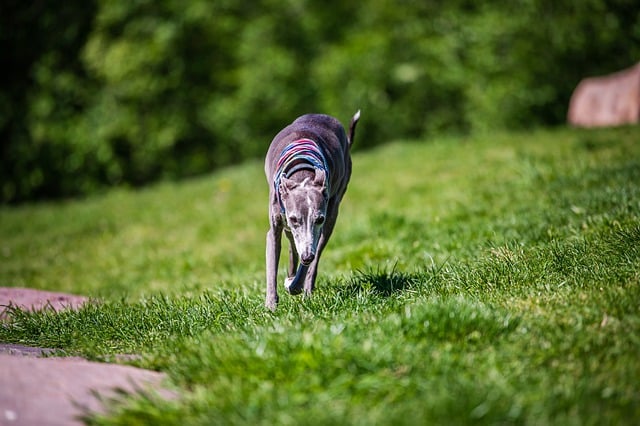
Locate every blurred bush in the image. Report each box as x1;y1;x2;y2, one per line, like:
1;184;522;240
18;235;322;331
2;0;639;202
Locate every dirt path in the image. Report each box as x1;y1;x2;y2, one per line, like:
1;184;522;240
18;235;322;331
0;288;175;426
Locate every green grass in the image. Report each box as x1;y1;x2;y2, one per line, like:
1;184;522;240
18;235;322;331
1;126;639;425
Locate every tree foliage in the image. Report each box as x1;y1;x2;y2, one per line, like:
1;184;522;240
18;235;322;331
2;0;639;202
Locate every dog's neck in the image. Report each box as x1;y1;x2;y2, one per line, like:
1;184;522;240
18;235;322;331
274;138;330;213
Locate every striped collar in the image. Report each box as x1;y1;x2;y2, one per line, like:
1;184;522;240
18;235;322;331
274;138;330;213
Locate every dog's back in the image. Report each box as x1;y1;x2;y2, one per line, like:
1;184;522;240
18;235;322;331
266;114;353;199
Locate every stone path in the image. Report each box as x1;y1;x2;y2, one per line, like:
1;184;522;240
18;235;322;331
0;288;175;426
0;287;88;320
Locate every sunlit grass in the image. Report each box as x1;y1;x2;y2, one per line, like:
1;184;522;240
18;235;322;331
1;126;639;424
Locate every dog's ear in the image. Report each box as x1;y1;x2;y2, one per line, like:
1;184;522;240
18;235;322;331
313;169;326;188
280;176;298;194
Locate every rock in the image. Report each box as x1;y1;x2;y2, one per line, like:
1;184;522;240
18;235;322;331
0;288;176;425
568;62;640;128
0;287;88;320
0;354;174;426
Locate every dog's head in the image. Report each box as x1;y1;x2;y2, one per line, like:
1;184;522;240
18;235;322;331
279;169;328;265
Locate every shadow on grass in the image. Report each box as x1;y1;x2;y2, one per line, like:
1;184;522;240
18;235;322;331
338;262;446;298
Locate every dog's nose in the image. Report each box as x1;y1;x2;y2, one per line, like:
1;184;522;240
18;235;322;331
300;252;315;265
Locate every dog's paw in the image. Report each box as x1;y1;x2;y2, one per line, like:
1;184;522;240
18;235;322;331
265;296;278;311
284;276;293;288
285;277;303;295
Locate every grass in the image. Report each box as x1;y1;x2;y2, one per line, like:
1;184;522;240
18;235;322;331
1;125;639;425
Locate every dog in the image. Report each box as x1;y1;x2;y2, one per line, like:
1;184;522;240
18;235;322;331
264;111;360;310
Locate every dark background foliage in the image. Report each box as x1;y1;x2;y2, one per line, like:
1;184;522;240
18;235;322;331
2;0;639;203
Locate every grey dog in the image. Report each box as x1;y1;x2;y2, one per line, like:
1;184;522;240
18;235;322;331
264;111;360;310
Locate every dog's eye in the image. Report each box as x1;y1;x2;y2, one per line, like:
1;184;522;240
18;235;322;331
315;216;325;225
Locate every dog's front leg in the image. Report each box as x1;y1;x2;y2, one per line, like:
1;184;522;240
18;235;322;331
265;223;282;310
302;225;329;296
303;198;340;295
284;230;306;295
285;229;298;279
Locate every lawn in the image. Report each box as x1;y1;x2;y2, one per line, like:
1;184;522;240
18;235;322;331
1;126;639;425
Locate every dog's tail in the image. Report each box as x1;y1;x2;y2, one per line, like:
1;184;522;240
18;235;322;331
348;110;361;147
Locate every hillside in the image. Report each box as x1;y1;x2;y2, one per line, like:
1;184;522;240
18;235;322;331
1;126;639;424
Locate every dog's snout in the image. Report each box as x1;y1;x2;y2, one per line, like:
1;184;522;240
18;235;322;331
300;252;315;265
